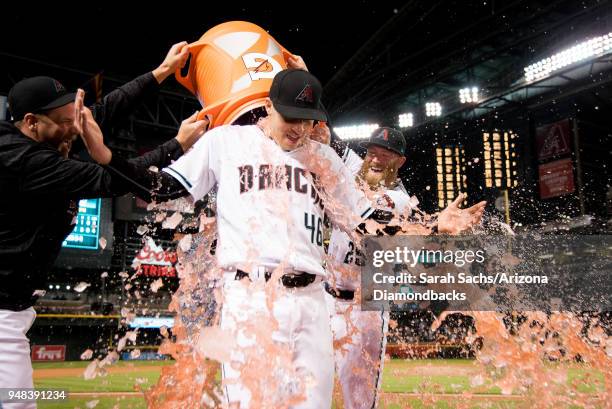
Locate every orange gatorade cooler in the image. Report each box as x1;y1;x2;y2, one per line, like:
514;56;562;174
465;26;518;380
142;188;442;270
175;21;294;128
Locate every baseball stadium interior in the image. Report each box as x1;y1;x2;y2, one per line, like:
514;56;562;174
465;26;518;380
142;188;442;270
1;1;611;408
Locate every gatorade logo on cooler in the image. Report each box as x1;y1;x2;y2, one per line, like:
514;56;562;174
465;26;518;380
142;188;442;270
175;21;294;127
242;53;283;81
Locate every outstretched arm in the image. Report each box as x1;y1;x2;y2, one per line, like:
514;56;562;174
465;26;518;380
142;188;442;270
78;102;208;201
90;41;190;133
437;193;486;234
152;41;190;84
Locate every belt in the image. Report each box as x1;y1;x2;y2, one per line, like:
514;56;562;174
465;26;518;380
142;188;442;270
324;282;355;301
235;269;317;288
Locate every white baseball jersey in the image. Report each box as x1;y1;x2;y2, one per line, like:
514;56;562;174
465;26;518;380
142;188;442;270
327;148;419;290
163;125;373;277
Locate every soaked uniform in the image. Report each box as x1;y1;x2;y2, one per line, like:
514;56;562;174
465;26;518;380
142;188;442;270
325;148;418;409
163;124;373;409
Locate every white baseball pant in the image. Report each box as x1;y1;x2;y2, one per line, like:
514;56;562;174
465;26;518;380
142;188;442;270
0;307;36;409
220;272;334;409
325;292;389;409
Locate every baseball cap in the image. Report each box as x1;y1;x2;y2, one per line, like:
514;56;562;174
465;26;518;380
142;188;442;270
360;127;406;156
269;69;327;122
8;76;76;121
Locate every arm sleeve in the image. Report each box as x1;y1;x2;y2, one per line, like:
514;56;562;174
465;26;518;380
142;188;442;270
19;139;188;201
128;138;184;169
19;145;130;199
19;143;189;202
105;154;190;202
160;126;222;201
78;125;225;204
90;72;158;133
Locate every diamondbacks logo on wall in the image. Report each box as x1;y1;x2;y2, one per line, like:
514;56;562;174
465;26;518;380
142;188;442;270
295;84;314;103
536;119;571;161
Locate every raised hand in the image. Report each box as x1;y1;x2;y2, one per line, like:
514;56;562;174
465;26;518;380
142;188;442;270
309;122;330;145
437;193;486;234
72;89;85;136
175;111;209;152
286;54;308;71
153;41;190;83
79;106;112;165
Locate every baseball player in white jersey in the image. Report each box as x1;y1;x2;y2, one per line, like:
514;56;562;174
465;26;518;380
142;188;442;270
323;127;418;409
153;69;383;409
319;124;487;409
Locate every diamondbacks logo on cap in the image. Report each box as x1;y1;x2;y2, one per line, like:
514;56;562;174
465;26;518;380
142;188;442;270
53;80;65;93
295;84;314;104
375;128;389;141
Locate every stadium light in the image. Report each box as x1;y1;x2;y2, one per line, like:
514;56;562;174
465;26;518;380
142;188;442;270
459;87;479;103
334;123;380;140
524;32;612;81
425;102;442;117
398;113;414;128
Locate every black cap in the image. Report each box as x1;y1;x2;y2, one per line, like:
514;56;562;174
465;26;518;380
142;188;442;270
8;76;76;121
360;127;406;156
269;69;327;122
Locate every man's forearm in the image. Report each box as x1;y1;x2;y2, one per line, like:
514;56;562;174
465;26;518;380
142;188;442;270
152;66;173;84
90;73;158;133
91;146;113;165
128;139;184;169
105;155;189;202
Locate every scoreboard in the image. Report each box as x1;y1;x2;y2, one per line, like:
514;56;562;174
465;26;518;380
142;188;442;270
55;198;113;270
62;198;101;250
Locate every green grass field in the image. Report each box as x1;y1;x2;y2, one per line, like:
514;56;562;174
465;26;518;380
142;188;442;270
31;359;605;409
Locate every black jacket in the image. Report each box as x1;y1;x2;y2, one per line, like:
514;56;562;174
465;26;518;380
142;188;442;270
0;73;183;311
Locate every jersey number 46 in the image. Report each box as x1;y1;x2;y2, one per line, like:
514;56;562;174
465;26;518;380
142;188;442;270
304;213;323;246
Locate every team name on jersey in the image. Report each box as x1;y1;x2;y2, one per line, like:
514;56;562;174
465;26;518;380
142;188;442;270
238;164;324;209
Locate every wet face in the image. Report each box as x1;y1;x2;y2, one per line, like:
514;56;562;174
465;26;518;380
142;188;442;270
360;145;406;189
264;99;314;151
25;103;77;149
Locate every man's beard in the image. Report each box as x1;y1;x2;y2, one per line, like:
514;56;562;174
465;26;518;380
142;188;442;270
360;163;399;189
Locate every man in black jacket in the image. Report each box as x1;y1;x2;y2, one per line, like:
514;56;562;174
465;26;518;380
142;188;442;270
0;41;208;409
